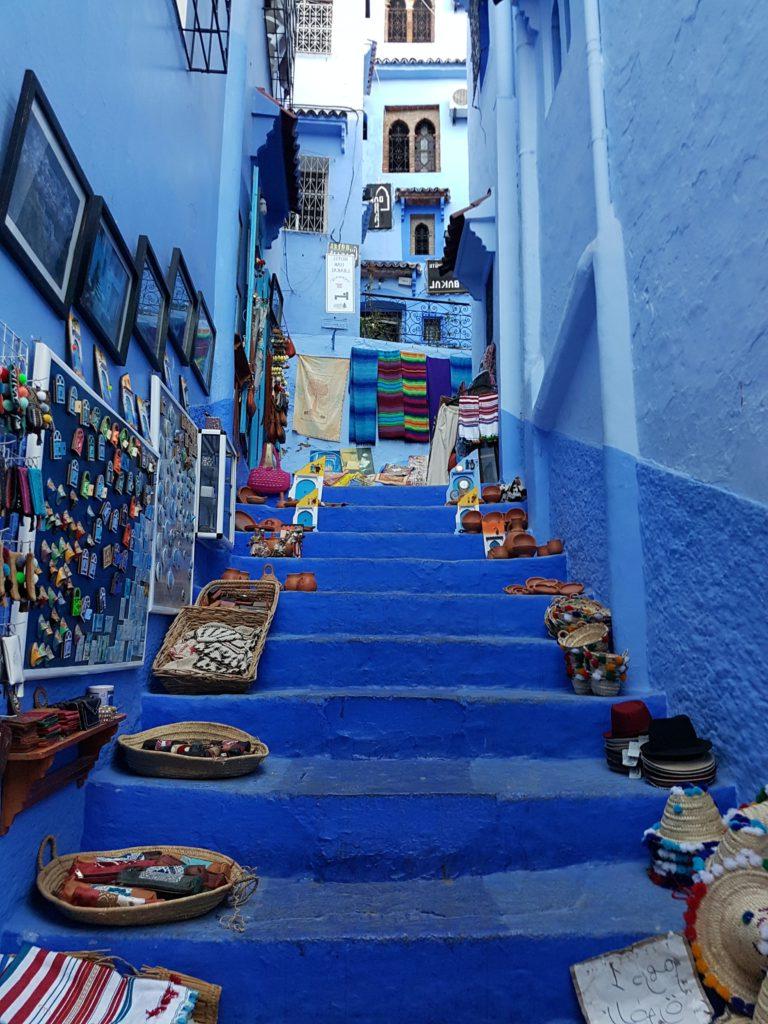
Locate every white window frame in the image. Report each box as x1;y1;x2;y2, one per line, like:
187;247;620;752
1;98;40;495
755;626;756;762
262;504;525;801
296;0;333;55
289;155;330;234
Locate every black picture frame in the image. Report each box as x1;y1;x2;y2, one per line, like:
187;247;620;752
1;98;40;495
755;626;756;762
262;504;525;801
191;291;216;395
268;273;283;327
0;70;93;318
130;235;170;371
76;196;139;365
166;247;197;366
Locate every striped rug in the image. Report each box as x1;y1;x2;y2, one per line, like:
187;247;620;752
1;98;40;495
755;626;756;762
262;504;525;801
401;351;430;443
377;351;405;439
349;347;378;444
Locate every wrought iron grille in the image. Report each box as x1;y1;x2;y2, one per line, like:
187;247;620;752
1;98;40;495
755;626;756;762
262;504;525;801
388;121;410;172
413;221;432;255
289;155;330;233
412;0;434;42
386;1;407;41
415;119;437;172
470;0;483;89
172;0;231;73
264;0;297;106
361;293;472;350
297;0;333;54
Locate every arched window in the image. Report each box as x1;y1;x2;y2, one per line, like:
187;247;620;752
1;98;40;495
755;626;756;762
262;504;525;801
388;120;410;172
414;119;436;172
412;0;434;42
551;1;563;89
414;222;431;255
386;0;407;42
563;0;571;50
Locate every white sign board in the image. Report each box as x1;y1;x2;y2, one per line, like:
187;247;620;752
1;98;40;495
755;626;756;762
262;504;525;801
571;934;714;1024
326;248;356;314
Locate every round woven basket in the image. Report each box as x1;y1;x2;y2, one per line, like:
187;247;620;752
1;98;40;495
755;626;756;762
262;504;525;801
591;678;622;697
119;723;269;780
657;788;725;845
557;623;609;650
36;836;253;927
544;596;611;638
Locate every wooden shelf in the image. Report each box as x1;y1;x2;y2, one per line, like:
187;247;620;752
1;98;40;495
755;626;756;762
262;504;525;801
1;715;125;836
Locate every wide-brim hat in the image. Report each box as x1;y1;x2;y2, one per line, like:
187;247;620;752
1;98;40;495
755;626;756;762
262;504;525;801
686;863;768;1014
604;700;652;740
642;715;712;760
641;754;717;789
754;974;768;1024
654;787;725;845
708;808;768;872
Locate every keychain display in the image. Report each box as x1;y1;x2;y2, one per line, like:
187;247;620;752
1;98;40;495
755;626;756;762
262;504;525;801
23;346;158;675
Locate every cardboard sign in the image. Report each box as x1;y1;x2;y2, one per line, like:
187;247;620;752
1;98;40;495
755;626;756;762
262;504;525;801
571;933;713;1024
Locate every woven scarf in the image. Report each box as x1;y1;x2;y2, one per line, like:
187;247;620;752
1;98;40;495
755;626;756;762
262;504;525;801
449;354;473;394
478;393;499;440
401;351;430;443
458;394;480;441
348;347;378;445
376;351;405;439
426;356;452;434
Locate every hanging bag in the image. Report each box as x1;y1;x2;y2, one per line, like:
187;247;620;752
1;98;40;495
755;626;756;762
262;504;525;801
247;443;291;495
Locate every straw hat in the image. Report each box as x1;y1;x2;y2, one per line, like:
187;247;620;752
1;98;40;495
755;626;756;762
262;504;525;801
686;863;768;1014
656;787;725;846
754;974;768;1024
707;813;768;873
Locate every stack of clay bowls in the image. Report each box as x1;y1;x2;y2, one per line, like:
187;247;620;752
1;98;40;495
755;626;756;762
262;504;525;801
642;785;725;889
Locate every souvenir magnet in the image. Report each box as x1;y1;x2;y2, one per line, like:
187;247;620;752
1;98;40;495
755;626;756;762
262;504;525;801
103;545;114;568
67;386;79;416
81;594;92;620
86;434;96;461
110;508;120;532
99;415;111;439
62;629;73;660
88;552;97;579
80;471;93;499
90;405;101;430
79;398;90;427
53;374;66;404
71;587;82;616
67;460;79;488
50;429;65;460
97;587;107;613
106;461;115;487
78;551;89;576
94;517;103;544
114;471;125;495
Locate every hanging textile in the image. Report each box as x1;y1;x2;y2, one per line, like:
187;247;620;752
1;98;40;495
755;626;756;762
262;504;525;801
449;353;473;393
458;393;480;441
478;391;499;440
426;356;452;434
293;354;349;442
349;347;379;444
401;350;430;443
377;351;405;439
426;402;459;485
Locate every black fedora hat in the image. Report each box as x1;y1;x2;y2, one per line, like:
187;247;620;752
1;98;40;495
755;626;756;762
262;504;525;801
641;715;712;761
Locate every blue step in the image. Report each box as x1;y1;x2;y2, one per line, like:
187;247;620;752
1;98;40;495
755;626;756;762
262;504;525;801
234;531;489;559
0;861;682;1024
270;593;551;638
260;485;451;506
236;502;527;534
81;761;736;881
139;688;668;759
220;554;568;594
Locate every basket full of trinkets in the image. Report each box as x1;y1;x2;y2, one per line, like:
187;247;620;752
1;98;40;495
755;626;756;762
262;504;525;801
119;722;269;779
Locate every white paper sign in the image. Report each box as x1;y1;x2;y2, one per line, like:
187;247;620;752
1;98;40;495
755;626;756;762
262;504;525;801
325;249;356;314
571;933;713;1024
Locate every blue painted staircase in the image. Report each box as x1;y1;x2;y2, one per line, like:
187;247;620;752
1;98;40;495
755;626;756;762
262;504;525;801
0;486;735;1023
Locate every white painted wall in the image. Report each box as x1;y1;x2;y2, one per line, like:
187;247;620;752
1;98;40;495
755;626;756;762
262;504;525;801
293;2;367;109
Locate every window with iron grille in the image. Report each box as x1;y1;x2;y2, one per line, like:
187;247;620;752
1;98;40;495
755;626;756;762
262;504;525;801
411;216;434;256
296;0;333;54
172;0;231;73
388;120;410;173
289;155;330;232
412;0;434;42
422;315;442;343
415;119;437;172
386;0;407;41
361;310;402;343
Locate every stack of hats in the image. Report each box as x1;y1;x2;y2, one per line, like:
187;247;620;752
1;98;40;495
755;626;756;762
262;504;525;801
684;858;768;1018
701;800;768;879
640;714;717;788
603;700;651;775
643;786;725;888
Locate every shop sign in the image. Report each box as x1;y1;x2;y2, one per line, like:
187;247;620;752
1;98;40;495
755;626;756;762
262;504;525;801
366;184;393;230
427;260;467;295
326;245;357;314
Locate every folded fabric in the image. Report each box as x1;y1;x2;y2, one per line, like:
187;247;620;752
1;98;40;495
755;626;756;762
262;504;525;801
401;351;430;443
349;347;378;445
377;351;405;439
0;944;199;1023
449;353;473;394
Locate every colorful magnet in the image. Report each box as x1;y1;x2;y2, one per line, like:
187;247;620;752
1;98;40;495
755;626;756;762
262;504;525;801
97;433;106;461
71;428;85;456
67;386;79;416
79;471;93;499
67;460;79;488
79;398;90;427
71;587;82;617
86;433;96;461
50;429;65;461
53;374;66;405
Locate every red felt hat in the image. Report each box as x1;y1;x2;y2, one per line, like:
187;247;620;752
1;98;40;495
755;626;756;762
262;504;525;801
604;700;652;740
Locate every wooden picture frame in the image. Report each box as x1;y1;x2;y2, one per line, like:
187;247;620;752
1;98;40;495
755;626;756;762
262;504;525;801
130;235;170;370
0;70;92;317
190;291;216;395
166;247;197;365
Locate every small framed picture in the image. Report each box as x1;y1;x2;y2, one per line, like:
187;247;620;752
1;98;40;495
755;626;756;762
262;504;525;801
0;71;92;317
166;248;197;365
131;235;169;370
179;374;190;411
191;291;216;395
135;394;151;441
93;344;113;401
268;273;283;327
120;373;137;429
77;196;138;364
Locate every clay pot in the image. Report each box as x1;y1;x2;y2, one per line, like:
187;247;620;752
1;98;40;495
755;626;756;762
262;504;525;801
488;545;510;559
560;582;585;597
504;509;528;531
298;573;317;593
222;568;250;581
502;530;523;554
284;574;302;592
257;517;286;533
482;485;502;504
482;512;506;534
509;533;538;559
461;510;483;534
537;545;550;557
547;538;564;555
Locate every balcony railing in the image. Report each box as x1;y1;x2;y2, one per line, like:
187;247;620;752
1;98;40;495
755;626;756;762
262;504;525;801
360;293;472;350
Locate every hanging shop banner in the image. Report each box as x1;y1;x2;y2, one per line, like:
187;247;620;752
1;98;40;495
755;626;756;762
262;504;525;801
366;184;393;231
148;374;199;614
426;260;468;295
326;245;357;315
15;344;159;677
293;354;350;442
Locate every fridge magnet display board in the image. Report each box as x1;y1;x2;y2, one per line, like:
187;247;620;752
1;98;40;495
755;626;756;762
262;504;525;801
14;343;159;677
149;374;199;614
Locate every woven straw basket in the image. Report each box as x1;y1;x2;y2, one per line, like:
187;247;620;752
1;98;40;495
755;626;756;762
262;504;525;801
545;596;611;638
119;722;269;779
195;578;280;615
67;952;220;1024
657;789;725;845
37;835;253;927
755;975;768;1024
557;623;609;651
152;607;273;694
708;824;768;870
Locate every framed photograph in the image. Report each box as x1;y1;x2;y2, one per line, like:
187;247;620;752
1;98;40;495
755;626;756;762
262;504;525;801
131;235;169;370
268;273;283;327
93;344;113;401
179;374;190;411
0;70;92;317
191;291;216;395
76;196;138;364
166;248;197;365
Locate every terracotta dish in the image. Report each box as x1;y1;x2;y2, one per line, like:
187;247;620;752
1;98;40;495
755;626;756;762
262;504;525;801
235;510;259;532
237;487;266;505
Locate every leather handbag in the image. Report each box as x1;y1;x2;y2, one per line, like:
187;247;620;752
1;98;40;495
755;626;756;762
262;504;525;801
247;444;291;495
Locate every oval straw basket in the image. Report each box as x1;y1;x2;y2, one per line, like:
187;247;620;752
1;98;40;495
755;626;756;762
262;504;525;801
545;596;611;638
119;722;269;779
557;622;609;651
67;952;221;1024
152;607;273;694
195;578;280;616
37;836;254;927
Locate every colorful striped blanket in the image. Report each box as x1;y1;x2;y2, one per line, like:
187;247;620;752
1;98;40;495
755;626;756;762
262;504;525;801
348;347;378;445
377;351;405;439
401;351;430;444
